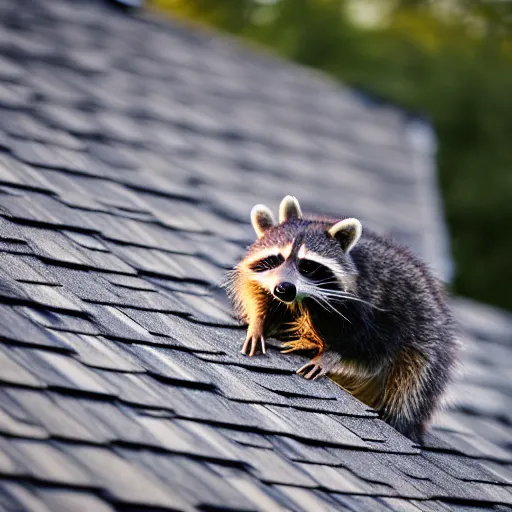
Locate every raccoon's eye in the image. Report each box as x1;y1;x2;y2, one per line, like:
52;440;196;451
298;259;321;276
298;259;333;282
250;254;284;273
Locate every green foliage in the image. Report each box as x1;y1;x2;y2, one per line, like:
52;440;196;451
154;0;512;311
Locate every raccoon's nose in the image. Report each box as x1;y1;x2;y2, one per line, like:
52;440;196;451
274;282;296;302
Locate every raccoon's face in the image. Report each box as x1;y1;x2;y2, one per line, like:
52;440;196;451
244;229;356;304
243;249;323;304
241;196;362;306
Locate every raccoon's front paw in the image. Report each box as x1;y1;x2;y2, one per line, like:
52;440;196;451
281;338;320;354
241;328;266;357
296;352;339;380
296;360;326;380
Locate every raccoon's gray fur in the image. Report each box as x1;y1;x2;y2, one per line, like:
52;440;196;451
227;196;460;443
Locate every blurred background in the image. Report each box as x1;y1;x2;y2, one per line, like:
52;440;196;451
154;0;512;313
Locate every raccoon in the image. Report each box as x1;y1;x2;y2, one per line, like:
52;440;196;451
226;195;460;442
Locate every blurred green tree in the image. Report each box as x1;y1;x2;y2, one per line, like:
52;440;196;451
154;0;512;311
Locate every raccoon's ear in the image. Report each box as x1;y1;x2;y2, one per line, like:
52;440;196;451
251;204;276;238
328;218;362;253
279;195;303;223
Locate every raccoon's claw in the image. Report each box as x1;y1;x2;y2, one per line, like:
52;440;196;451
280;341;299;354
296;361;326;380
241;332;266;357
281;338;320;354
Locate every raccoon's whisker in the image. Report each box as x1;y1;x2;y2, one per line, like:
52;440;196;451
312;296;349;322
331;295;382;310
319;296;352;324
309;291;352;324
326;294;381;310
309;296;331;315
320;291;387;312
312;277;339;285
322;289;359;297
316;280;342;288
315;277;345;287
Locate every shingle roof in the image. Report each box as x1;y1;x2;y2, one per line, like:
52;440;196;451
0;0;510;510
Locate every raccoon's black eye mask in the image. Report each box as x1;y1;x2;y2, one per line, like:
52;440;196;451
298;259;336;286
250;254;284;273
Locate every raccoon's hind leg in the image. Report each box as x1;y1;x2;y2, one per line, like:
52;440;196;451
378;347;436;443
